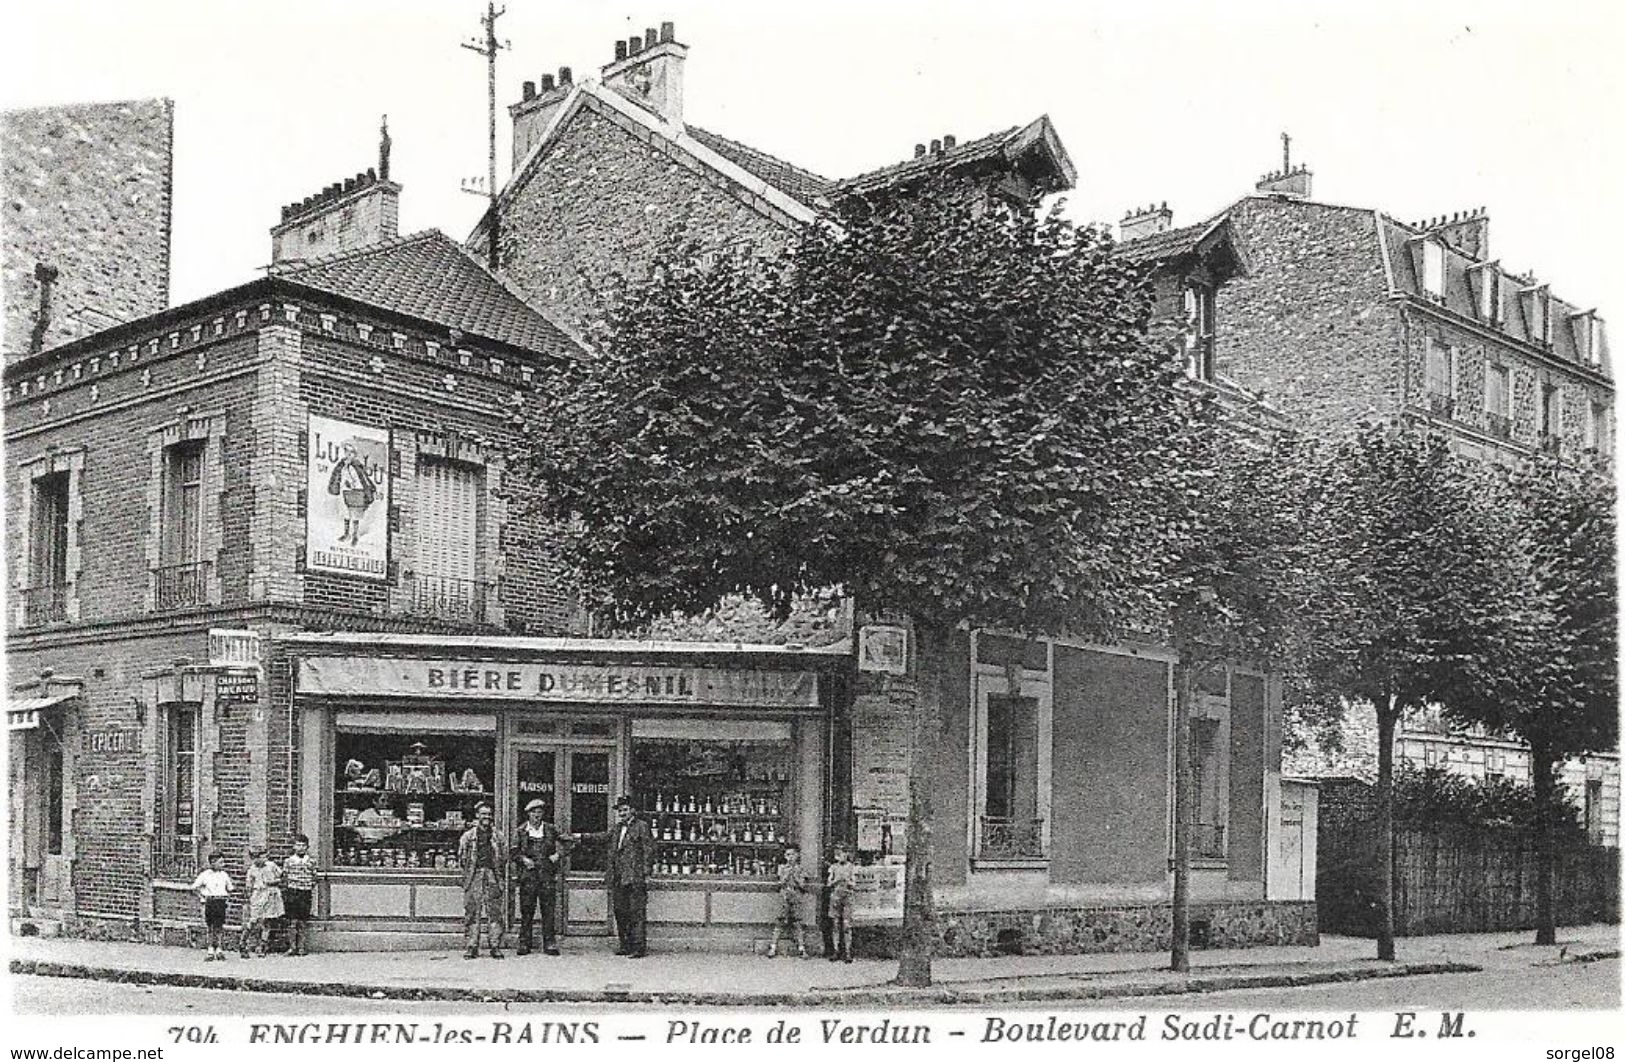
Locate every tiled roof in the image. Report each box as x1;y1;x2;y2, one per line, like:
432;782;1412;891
685;126;832;209
832;126;1020;197
276;231;579;359
1115;218;1225;264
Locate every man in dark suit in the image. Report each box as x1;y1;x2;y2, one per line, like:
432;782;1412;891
579;796;655;957
512;798;562;956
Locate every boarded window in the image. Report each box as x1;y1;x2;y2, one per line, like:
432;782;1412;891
416;456;479;582
30;472;70;588
162;440;205;566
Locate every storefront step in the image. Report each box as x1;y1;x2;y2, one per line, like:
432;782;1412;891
309;922;788;954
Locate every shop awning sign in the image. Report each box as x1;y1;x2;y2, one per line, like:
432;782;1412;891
298;657;821;708
7;692;76;732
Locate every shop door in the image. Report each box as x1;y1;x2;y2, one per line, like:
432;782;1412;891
509;744;614;935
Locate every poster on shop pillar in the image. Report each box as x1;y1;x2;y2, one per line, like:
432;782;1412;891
306;414;390;580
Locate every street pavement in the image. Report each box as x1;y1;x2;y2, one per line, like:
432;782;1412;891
7;924;1619;1009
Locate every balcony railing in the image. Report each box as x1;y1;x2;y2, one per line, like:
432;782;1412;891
400;573;494;624
1483;411;1513;439
1192;822;1227;861
153;561;212;611
977;815;1046;861
1423;391;1456;418
153;834;202;881
19;583;69;628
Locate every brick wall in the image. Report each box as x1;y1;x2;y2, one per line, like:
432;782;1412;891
2;99;173;360
496;102;792;337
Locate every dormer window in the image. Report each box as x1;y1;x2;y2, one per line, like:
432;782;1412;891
1573;312;1604;370
1421;240;1446;302
1476;266;1502;326
1524;286;1551;346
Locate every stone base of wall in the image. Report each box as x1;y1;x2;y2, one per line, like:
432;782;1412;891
856;901;1318;959
55;912;254;951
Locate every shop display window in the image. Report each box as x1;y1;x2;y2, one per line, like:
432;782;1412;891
631;732;793;880
333;730;495;871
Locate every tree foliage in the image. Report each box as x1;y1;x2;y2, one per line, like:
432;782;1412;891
518;183;1189;639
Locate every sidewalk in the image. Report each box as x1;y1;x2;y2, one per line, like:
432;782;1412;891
8;926;1618;1007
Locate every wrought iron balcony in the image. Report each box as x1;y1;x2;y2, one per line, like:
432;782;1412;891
977;815;1046;860
401;573;494;624
153;834;201;881
1483;411;1513;439
19;583;69;628
1423;391;1455;418
1193;822;1227;860
153;561;212;611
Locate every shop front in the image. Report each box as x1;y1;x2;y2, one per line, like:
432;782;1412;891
284;633;847;951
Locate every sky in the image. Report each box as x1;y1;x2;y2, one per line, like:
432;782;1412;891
3;0;1622;320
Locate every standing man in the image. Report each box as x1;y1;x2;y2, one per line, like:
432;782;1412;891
457;802;508;959
579;796;654;957
512;798;562;956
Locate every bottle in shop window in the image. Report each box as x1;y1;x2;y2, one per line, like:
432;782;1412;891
655;793;664;813
703;795;713;814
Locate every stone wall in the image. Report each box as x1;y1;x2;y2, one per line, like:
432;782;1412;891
494;99;792;338
856;900;1318;958
2;99;173;361
1216;197;1403;433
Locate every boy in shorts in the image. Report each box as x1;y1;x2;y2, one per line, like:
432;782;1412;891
826;843;858;963
767;845;811;958
191;850;234;961
282;834;316;955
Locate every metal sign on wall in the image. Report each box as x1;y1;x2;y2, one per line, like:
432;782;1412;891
298;657;821;709
857;625;909;675
215;673;260;705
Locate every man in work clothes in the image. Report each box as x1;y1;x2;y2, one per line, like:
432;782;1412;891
458;802;508;958
578;796;654;957
512;798;562;956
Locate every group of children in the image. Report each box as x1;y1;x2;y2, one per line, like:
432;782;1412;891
768;842;858;962
189;834;316;961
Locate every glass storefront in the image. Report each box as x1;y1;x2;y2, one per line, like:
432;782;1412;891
631;720;795;880
331;726;495;870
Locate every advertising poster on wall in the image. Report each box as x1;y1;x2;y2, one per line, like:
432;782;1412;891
305;415;390;580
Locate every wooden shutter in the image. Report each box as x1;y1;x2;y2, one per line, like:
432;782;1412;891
416;457;478;581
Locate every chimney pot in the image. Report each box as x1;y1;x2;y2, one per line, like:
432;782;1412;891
541;73;555;92
367;167;376;179
629;35;643;55
930;138;942;154
559;66;572;84
943;134;956;150
914;143;926;158
615;40;628;60
645;27;658;49
660;21;675;42
522;80;536;101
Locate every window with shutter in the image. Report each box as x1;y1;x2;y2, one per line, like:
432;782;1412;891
414;456;482;620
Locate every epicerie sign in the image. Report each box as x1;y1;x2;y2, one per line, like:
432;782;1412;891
299;657;821;708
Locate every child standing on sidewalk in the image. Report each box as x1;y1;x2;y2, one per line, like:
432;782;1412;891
281;834;315;955
768;845;812;958
826;843;857;963
243;846;285;957
191;850;233;961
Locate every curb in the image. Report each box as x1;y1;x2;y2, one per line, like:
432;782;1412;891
9;958;1479;1007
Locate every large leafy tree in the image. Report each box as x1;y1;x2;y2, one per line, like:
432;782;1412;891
1468;452;1617;945
1155;418;1310;970
1295;423;1523;960
518;182;1191;985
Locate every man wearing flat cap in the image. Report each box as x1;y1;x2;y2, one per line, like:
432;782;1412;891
575;796;654;957
512;797;562;955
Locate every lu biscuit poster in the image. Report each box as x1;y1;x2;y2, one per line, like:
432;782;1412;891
306;414;390;579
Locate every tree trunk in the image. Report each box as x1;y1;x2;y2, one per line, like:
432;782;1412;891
1170;656;1194;972
896;620;948;987
1375;695;1397;961
1531;745;1557;946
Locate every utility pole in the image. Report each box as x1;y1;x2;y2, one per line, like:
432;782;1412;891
462;1;508;270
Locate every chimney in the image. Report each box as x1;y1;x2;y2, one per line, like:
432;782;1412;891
601;21;688;125
269;120;401;266
1420;208;1490;260
1119;202;1173;243
510;65;575;167
28;262;59;356
914;144;926;158
943;134;956;151
1255;164;1312;200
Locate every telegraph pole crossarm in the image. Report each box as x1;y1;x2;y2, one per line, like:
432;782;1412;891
461;2;508;270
